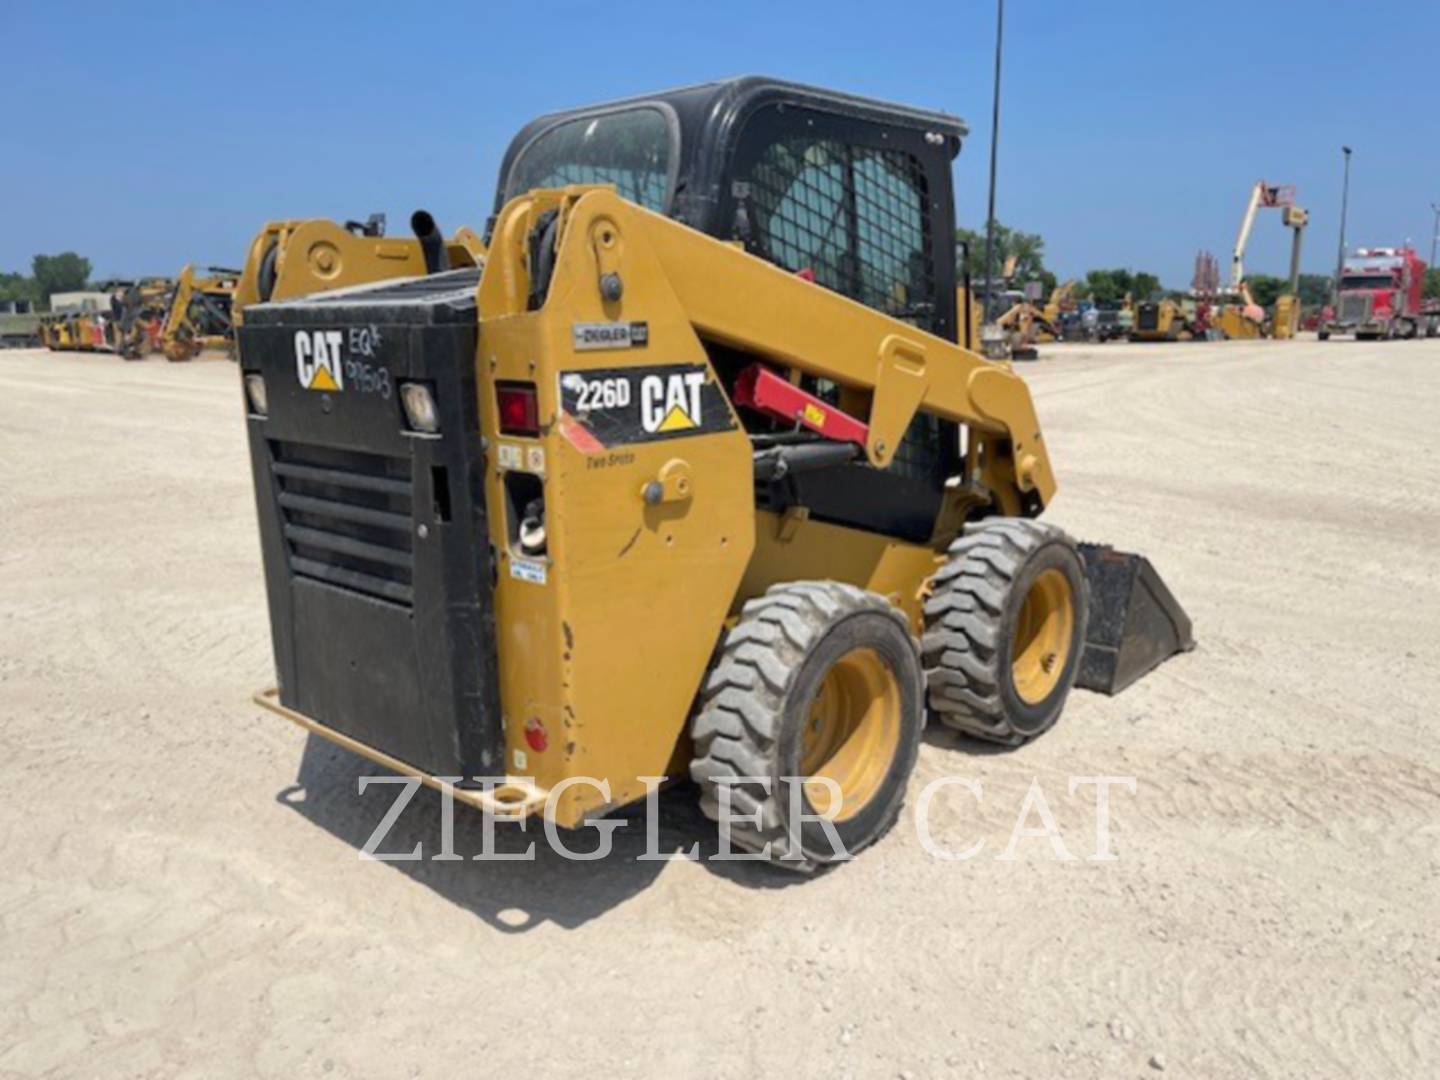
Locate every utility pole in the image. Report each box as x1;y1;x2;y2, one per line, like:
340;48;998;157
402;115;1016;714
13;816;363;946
1429;201;1439;269
981;0;1004;321
1333;146;1352;304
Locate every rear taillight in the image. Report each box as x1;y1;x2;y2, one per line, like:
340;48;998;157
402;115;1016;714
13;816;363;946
497;381;540;437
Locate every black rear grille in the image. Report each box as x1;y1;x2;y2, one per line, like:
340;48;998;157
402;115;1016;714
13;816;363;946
1137;305;1159;331
269;440;414;605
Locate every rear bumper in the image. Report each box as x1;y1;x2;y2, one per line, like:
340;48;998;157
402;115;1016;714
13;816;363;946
255;687;550;819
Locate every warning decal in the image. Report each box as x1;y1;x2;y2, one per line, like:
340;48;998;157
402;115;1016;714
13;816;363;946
557;363;736;450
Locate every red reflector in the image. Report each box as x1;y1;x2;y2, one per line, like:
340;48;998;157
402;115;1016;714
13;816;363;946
497;382;540;437
524;717;548;753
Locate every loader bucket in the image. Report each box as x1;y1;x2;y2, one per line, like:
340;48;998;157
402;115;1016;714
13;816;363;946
1075;544;1194;695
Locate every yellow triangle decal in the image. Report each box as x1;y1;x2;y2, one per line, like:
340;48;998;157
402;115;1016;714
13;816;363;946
307;365;340;391
657;404;696;431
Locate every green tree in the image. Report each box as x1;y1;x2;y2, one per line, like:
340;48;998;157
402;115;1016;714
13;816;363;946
1297;273;1331;307
1246;274;1287;309
1132;272;1162;302
1425;267;1440;300
0;271;39;307
1077;267;1163;305
955;221;1055;295
31;252;91;302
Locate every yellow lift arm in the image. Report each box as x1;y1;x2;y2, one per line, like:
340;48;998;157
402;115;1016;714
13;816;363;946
484;186;1056;517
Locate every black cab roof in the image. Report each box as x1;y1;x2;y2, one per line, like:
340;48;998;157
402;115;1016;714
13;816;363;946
492;76;967;228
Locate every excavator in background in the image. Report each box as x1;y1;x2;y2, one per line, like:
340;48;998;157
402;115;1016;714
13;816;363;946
1041;281;1076;333
160;266;241;361
979;256;1055;360
235;77;1193;871
232;213;485;326
1216;180;1307;340
992;291;1055;359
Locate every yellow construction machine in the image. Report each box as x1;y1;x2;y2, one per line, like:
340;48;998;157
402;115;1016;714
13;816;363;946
1128;297;1191;342
159;265;240;360
1040;280;1076;339
38;313;76;350
114;277;175;359
233;213;485;326
991;293;1055;358
238;79;1191;871
1219;180;1308;340
39;284;133;353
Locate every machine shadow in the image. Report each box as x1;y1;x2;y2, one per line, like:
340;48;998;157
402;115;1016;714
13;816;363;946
920;721;1022;756
276;733;799;932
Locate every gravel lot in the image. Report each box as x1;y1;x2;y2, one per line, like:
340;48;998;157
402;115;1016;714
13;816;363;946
2;338;1437;1078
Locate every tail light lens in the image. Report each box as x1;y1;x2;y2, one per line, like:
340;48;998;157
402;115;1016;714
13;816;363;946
497;381;540;437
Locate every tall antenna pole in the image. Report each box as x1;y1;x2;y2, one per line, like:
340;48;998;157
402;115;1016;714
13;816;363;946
982;0;1005;321
1333;146;1352;303
1429;201;1439;270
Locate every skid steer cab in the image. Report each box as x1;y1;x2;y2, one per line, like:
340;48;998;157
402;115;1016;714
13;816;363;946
238;77;1192;872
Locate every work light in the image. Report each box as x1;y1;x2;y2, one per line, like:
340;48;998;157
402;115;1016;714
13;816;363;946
400;382;440;434
243;373;268;417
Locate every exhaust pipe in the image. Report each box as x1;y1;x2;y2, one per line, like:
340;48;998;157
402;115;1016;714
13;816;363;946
411;210;448;275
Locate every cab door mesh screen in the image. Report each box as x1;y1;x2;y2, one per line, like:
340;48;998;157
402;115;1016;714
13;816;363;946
741;137;944;485
742;138;936;333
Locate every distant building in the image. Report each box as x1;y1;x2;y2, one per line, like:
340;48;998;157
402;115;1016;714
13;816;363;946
48;291;114;313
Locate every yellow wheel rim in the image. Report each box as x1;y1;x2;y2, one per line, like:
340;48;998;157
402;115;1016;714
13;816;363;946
1011;568;1076;705
800;647;901;823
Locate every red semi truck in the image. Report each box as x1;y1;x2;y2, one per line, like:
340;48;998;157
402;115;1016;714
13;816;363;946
1320;246;1430;340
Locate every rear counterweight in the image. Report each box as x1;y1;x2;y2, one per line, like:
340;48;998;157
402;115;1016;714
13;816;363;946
238;269;504;779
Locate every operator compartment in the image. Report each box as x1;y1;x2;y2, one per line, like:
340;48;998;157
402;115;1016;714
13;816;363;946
237;268;503;778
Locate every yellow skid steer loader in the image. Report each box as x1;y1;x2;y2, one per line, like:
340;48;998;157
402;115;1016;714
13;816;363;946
238;79;1191;870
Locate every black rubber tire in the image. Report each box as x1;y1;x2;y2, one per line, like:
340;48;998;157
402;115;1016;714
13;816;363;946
1318;331;1330;341
689;581;924;872
922;518;1088;746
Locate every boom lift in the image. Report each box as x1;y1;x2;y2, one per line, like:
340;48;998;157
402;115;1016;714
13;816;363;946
237;79;1191;870
1217;180;1307;340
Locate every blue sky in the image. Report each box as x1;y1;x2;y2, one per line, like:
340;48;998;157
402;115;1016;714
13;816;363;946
3;0;1437;287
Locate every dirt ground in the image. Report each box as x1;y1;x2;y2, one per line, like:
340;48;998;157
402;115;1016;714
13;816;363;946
1;338;1437;1079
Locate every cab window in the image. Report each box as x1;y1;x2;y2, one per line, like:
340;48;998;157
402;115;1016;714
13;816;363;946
507;107;675;212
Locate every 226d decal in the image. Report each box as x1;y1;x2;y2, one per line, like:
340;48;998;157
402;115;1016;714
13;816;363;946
558;364;736;450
